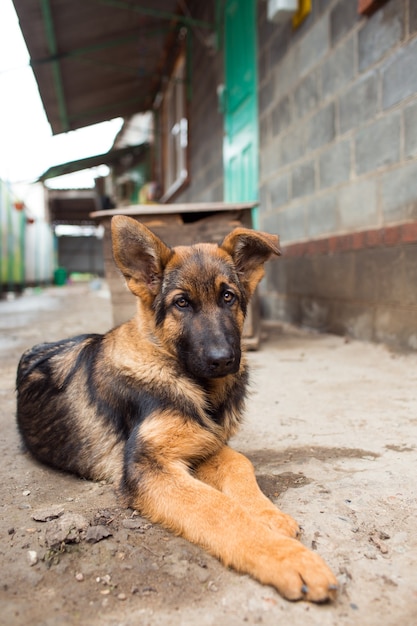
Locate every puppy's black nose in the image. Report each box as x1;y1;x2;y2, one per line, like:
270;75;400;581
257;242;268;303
207;346;235;374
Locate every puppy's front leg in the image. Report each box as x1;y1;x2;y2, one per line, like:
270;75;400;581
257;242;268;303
126;455;337;602
195;445;300;538
122;416;337;602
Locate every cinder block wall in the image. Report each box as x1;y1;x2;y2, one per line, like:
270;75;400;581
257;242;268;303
258;0;417;349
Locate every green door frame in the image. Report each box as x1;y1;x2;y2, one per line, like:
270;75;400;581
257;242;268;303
223;0;259;227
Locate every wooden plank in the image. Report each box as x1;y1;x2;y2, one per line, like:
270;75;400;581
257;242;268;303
91;201;258;219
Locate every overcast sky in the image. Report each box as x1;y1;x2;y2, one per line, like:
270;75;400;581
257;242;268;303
0;0;122;187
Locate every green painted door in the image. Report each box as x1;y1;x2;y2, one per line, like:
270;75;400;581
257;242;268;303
223;0;258;218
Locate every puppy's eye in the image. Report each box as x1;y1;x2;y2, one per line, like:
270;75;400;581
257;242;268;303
175;296;189;309
223;291;236;305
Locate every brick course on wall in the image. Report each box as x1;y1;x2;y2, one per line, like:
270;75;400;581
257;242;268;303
258;0;417;348
282;219;417;257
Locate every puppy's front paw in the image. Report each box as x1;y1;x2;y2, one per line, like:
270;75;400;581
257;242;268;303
266;539;338;603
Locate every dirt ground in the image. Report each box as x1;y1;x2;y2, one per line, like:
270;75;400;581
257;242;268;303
0;282;416;626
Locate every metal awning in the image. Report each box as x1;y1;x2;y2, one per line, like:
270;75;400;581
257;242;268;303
12;0;214;135
47;188;101;225
38;142;149;180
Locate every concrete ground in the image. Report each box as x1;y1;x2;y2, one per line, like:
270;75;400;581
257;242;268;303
0;282;416;626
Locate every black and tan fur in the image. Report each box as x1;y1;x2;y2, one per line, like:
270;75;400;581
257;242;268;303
16;216;337;602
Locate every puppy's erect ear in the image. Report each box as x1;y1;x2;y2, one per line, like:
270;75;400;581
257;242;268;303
220;227;281;298
111;216;172;302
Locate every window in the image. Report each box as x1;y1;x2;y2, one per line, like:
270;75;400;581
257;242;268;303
158;53;189;201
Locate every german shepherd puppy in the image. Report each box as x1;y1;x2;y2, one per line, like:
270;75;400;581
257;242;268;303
16;216;337;602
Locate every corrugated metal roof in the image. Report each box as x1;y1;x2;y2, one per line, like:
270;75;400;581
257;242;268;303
38;142;149;180
12;0;213;134
47;188;101;225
